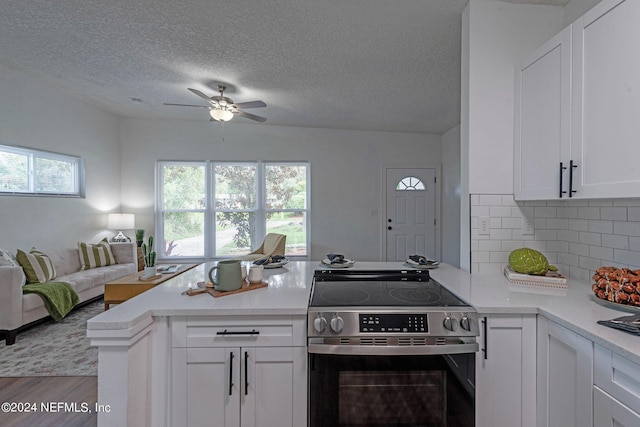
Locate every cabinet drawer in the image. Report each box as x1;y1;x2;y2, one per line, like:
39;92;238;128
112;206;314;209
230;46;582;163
171;315;306;348
594;344;640;414
594;386;640;427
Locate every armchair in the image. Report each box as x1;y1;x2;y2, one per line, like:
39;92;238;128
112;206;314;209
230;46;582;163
237;233;286;261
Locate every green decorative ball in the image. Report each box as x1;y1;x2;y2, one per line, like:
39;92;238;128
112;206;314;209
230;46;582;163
508;248;557;275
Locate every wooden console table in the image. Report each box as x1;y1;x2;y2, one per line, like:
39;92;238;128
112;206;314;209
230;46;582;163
104;264;199;310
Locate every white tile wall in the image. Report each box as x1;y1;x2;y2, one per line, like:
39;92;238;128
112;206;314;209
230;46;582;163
470;195;640;281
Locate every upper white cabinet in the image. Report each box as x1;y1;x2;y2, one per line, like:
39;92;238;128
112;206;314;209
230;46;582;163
514;26;572;200
571;0;640;199
515;0;640;200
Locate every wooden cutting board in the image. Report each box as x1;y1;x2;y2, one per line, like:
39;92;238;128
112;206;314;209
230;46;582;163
206;280;268;298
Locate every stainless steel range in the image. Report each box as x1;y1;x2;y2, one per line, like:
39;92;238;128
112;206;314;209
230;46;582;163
308;269;479;354
308;268;478;427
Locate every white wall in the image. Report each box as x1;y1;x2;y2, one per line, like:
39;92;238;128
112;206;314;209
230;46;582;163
0;65;122;251
460;0;565;271
442;125;461;267
118;118;443;261
466;0;564;194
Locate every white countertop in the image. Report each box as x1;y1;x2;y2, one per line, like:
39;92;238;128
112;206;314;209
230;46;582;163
88;261;315;331
88;260;640;364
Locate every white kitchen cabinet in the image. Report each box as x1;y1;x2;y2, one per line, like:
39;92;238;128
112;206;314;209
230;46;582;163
594;387;640;427
170;316;307;427
515;0;640;200
536;317;593;427
571;0;640;199
475;314;536;427
514;26;572;201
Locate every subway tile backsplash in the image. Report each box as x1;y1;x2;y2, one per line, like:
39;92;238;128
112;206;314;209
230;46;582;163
471;195;640;282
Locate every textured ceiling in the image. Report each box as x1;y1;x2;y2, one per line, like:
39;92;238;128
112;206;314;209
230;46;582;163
0;0;569;134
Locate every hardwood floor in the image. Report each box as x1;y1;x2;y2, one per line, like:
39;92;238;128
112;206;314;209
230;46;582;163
0;376;97;427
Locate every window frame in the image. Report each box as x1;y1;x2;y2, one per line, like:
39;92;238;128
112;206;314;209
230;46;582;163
156;160;310;260
0;143;85;197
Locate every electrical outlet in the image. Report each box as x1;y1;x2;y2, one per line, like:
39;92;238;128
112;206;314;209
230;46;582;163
523;219;534;235
479;216;490;235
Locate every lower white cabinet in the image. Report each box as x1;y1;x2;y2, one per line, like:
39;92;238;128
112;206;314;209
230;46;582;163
475;314;536;427
594;386;640;427
170;316;307;427
536;317;593;427
593;343;640;425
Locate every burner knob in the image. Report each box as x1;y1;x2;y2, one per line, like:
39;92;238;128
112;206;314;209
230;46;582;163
313;316;328;333
460;316;475;332
443;315;458;332
330;315;344;333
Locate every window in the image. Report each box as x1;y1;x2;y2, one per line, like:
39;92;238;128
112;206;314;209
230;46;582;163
396;176;425;191
0;144;85;197
157;161;309;259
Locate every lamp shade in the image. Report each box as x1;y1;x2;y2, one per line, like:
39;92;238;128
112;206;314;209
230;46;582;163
107;213;135;230
210;108;234;122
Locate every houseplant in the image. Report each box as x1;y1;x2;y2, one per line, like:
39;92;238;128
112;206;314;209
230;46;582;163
141;236;157;277
135;229;145;247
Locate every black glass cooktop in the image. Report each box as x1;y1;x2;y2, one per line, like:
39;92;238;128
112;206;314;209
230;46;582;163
310;270;469;308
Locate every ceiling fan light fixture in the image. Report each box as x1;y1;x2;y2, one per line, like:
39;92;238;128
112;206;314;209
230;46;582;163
210;108;234;122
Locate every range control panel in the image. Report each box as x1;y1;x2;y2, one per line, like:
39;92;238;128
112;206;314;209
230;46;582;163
359;313;427;333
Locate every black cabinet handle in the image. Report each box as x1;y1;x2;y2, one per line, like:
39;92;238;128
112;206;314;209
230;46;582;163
559;162;567;198
244;351;249;396
481;317;488;360
216;329;260;336
387;226;392;231
569;160;578;197
229;352;234;396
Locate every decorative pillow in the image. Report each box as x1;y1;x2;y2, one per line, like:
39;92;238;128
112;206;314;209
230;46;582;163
100;238;117;264
16;249;56;284
78;240;115;270
0;248;27;285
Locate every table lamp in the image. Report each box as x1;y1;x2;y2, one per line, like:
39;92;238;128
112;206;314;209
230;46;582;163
107;213;135;242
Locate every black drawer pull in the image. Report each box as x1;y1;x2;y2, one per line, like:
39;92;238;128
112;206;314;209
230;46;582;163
559;162;567;198
481;317;488;360
229;351;234;396
216;329;260;336
569;160;578;197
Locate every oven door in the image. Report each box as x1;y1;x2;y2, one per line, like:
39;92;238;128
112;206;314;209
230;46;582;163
309;352;475;427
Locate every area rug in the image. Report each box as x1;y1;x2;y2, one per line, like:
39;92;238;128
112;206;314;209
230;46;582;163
0;299;103;377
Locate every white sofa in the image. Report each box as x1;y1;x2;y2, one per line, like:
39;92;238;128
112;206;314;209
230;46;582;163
0;242;137;345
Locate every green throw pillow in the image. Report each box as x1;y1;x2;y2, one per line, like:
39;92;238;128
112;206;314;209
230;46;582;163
16;249;57;284
78;240;115;270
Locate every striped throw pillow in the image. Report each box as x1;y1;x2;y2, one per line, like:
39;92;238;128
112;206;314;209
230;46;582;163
78;240;115;270
16;249;57;284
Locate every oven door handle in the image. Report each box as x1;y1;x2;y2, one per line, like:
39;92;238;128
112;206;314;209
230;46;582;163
308;342;479;356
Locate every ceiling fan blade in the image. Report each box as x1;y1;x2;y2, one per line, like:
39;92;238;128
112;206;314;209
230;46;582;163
163;103;208;108
236;110;267;123
234;100;266;109
188;88;213;102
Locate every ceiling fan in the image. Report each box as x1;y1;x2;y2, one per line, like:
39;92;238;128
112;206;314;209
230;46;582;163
164;85;267;122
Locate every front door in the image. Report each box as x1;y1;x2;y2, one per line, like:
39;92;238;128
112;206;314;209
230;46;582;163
385;168;437;261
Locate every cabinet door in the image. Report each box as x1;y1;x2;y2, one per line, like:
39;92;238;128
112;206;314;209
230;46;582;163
514;26;572;201
172;347;241;427
536;317;593;427
241;347;307;427
476;314;536;427
594;386;640;427
571;0;640;198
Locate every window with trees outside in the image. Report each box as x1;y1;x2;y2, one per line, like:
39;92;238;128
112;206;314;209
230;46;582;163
0;144;85;197
157;161;309;259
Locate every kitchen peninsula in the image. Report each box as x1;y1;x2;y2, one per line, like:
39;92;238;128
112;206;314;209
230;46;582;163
88;261;640;427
